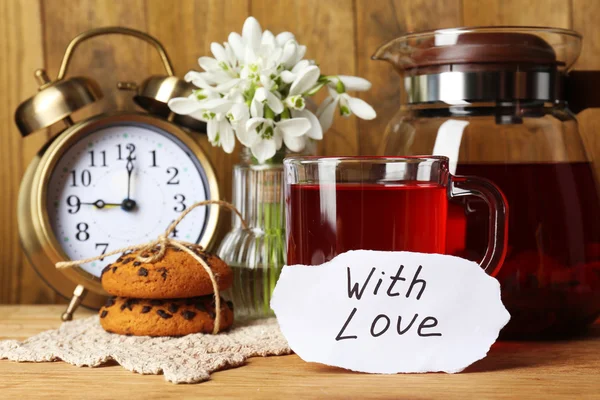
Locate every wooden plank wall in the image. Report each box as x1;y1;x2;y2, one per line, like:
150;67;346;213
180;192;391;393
1;0;599;304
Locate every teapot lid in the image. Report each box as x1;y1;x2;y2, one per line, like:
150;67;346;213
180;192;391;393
374;26;581;72
407;31;562;71
373;26;582;104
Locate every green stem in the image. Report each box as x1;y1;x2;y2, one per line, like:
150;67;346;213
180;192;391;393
261;201;285;314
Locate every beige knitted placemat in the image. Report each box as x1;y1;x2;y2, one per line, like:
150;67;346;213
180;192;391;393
0;317;291;384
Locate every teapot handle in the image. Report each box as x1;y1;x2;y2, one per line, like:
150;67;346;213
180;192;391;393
566;70;600;114
57;26;174;80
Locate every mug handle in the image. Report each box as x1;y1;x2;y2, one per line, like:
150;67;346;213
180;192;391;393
448;175;509;276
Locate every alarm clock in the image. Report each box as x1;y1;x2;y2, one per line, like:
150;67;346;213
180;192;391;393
14;27;220;320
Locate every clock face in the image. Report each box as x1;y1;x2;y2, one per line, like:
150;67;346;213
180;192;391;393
46;122;211;278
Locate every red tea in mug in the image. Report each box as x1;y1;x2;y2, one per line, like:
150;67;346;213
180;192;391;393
287;182;448;265
285;156;507;278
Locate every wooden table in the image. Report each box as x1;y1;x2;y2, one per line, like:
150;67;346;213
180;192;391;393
0;306;598;399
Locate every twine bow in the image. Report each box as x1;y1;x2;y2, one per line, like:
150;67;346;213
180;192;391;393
56;200;248;334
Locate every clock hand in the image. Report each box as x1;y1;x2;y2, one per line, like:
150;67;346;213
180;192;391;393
80;199;137;211
121;144;138;212
81;200;121;209
125;144;135;200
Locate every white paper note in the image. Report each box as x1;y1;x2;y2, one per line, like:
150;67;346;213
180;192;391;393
271;250;510;374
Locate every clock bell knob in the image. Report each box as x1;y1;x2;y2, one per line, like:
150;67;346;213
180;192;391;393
34;68;52;88
14;69;103;137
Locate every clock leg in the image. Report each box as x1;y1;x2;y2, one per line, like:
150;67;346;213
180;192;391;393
61;284;87;321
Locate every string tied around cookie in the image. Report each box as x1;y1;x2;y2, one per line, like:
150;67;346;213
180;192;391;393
55;200;248;334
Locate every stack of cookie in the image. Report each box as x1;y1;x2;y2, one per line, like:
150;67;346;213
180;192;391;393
98;244;234;336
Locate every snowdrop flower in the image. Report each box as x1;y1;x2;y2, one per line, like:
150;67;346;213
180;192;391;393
185;71;241;96
291;109;323;140
226;103;251;145
250;87;284;118
168;97;236;154
317;76;376;131
168;16;376;164
227;103;250;130
283;65;320;111
207;113;235;154
280;60;311;83
243;117;311;163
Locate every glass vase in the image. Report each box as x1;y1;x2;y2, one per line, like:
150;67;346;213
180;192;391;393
217;149;286;320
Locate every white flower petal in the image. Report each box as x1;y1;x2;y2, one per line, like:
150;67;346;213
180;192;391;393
281;40;298;68
261;30;276;47
259;74;274;90
291;60;310;74
256;88;270;102
224;43;236;65
188;109;209;122
211;42;227;63
215;78;241;93
346;95;377;120
242;16;262;51
292;45;307;65
280;70;296;84
250;97;264;118
252;138;277;163
198;56;220;71
246;117;268;133
184;71;213;89
235;124;258;147
244;45;257;64
199;98;234;113
276;32;295;47
317;96;339;132
265;91;284;114
281;130;306;152
317;95;335;116
207;120;218;143
339;75;372;91
292;109;323;140
289;66;321;96
209;70;236;84
228;90;246;104
264;47;283;67
168;97;203;115
228;32;245;61
219;120;235;153
229;103;249;122
276;118;311;137
274;129;283;149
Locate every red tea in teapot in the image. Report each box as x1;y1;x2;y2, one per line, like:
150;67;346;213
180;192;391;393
287;183;448;266
454;161;600;338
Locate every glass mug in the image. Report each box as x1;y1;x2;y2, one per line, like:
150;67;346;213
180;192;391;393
284;156;508;276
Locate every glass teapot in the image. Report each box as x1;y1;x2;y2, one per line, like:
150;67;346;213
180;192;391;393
374;27;600;339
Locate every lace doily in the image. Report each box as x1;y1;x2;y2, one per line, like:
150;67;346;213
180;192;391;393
0;317;291;384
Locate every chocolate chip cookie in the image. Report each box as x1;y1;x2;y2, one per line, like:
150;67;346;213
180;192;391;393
101;244;233;299
99;295;234;336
